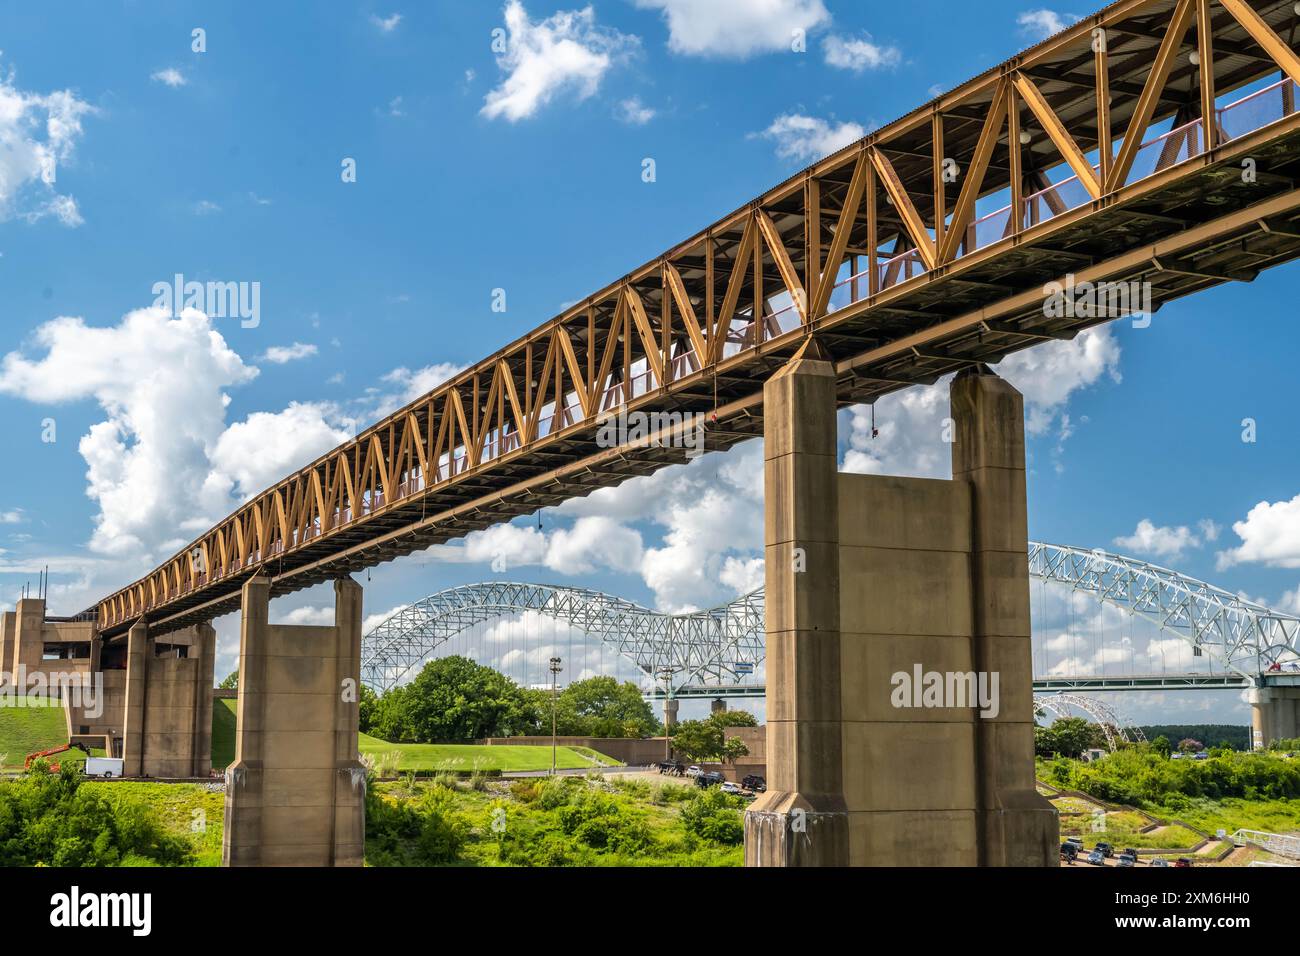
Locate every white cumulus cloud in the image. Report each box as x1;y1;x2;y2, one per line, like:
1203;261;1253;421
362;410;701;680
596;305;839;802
150;68;187;87
822;33;901;72
1017;9;1075;39
1217;494;1300;570
636;0;829;58
260;342;318;364
756;113;866;163
481;1;639;122
0;62;95;226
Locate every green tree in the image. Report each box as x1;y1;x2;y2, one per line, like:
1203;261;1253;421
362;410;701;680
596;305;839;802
219;671;238;690
1177;738;1204;754
1035;717;1100;759
1150;735;1172;759
670;711;757;763
358;682;379;734
369;656;541;743
552;676;662;738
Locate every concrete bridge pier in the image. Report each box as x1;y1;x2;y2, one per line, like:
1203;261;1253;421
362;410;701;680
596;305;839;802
222;575;365;867
119;620;216;779
1250;686;1300;748
744;343;1057;866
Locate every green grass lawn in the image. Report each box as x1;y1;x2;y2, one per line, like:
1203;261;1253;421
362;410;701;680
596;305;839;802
0;698;70;769
358;734;617;772
215;698;621;773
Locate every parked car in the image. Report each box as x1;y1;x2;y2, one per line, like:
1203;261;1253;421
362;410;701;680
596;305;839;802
719;781;743;795
1174;858;1193;867
1149;858;1170;867
1095;841;1114;858
1060;843;1078;863
742;774;766;792
1124;847;1139;858
1117;852;1136;867
695;771;725;788
657;761;685;776
685;765;703;778
1065;836;1084;847
1087;849;1106;866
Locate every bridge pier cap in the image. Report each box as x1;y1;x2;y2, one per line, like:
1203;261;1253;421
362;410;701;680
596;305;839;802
745;345;1057;866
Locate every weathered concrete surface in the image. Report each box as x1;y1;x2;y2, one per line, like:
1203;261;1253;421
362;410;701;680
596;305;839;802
1250;686;1300;748
222;576;365;867
745;339;849;866
746;355;1057;867
120;622;215;778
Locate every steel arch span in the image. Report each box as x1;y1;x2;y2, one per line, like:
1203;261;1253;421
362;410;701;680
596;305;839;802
361;581;763;692
363;542;1300;694
1028;542;1300;679
1033;694;1147;752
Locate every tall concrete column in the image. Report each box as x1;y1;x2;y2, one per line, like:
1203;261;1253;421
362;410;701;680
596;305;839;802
1250;686;1300;748
11;597;47;682
120;619;151;778
951;367;1058;866
663;697;679;760
745;339;849;866
223;575;366;866
119;621;214;778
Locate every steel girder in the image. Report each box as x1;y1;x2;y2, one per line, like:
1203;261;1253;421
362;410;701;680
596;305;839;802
361;581;765;693
1028;541;1300;681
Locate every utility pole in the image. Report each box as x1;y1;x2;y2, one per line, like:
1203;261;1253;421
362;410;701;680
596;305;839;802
549;656;563;775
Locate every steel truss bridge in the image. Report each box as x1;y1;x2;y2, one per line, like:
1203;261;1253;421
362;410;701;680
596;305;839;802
360;541;1300;694
92;0;1300;639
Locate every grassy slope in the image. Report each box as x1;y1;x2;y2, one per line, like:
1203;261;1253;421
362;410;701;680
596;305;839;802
0;700;69;768
211;698;237;770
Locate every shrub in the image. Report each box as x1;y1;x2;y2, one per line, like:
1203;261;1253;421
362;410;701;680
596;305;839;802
0;765;192;867
679;787;745;846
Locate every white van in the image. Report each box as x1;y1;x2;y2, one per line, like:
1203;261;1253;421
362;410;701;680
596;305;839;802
84;757;124;779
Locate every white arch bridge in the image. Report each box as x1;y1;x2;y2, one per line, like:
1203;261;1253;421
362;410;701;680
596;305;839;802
361;541;1300;697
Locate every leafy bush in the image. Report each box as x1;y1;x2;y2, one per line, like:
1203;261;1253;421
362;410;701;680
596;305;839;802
0;764;191;867
679;787;745;845
365;783;466;866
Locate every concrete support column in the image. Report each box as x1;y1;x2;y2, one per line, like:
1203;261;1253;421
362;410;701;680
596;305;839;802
1250;686;1300;748
951;368;1058;866
11;597;46;682
745;340;849;866
663;698;678;760
222;576;366;867
119;621;214;779
120;620;151;778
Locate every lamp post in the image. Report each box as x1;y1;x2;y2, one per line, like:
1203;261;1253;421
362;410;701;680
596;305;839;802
549;656;563;775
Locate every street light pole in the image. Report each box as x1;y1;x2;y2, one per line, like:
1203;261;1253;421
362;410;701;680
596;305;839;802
549;656;563;776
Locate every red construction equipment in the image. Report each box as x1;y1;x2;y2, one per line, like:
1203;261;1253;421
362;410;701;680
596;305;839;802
24;742;89;772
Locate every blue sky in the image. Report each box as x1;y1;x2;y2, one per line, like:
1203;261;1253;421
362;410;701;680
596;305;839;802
0;1;1296;724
